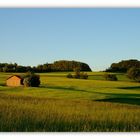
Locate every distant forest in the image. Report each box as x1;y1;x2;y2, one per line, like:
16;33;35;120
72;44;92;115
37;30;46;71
0;60;91;73
106;59;140;73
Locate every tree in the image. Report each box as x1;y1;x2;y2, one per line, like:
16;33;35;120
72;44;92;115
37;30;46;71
67;68;88;79
53;60;91;72
67;73;73;78
106;59;140;73
103;74;118;81
127;67;140;82
23;72;40;87
80;72;88;79
73;67;81;79
0;60;92;73
3;66;9;72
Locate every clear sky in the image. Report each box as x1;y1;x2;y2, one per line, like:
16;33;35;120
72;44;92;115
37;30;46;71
0;8;140;71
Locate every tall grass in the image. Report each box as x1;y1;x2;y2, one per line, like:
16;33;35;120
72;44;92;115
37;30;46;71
0;72;140;131
0;94;140;132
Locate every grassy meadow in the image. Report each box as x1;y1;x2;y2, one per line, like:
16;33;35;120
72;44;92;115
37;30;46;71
0;72;140;132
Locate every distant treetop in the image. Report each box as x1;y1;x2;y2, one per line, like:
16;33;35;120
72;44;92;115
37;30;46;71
106;59;140;73
0;60;92;73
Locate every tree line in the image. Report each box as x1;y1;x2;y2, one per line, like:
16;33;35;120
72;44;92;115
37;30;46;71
105;59;140;82
0;60;91;73
106;59;140;73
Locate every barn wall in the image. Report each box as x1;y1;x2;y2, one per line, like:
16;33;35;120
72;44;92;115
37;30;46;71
6;76;22;87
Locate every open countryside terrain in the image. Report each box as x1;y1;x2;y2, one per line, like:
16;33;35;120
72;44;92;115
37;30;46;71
0;72;140;132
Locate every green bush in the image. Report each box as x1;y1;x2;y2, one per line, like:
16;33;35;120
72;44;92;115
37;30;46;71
67;73;73;78
23;72;40;87
127;67;140;82
73;67;81;79
74;73;81;79
67;72;88;79
103;74;118;81
80;72;88;79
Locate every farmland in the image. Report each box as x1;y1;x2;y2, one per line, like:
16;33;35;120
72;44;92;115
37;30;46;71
0;72;140;132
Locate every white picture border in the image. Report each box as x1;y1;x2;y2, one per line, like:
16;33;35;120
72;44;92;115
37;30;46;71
0;0;140;7
0;0;140;140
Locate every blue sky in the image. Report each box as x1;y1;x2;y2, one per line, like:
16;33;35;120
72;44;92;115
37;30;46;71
0;8;140;71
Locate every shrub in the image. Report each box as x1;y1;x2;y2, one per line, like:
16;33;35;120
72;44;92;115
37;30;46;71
67;72;88;79
73;67;81;79
67;67;88;80
23;77;31;87
127;67;140;82
67;73;73;78
80;72;88;79
23;72;40;87
74;73;81;79
103;74;118;81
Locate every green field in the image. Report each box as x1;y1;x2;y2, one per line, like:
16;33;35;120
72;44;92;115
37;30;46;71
0;72;140;132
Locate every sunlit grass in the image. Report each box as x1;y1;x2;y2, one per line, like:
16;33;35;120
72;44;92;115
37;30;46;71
0;72;140;131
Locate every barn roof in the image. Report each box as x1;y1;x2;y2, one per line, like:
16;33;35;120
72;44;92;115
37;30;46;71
6;75;23;80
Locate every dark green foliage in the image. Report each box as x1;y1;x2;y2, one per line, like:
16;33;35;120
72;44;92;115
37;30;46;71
67;68;88;79
52;60;91;72
80;72;88;79
106;59;140;73
23;77;31;87
74;73;81;79
127;67;140;82
0;63;31;73
23;72;40;87
103;74;118;81
67;73;73;78
73;67;81;79
0;60;91;73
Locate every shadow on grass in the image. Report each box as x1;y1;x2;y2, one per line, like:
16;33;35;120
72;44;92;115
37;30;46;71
40;85;140;106
0;83;6;86
95;97;140;106
92;85;140;106
40;85;92;93
118;86;140;90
